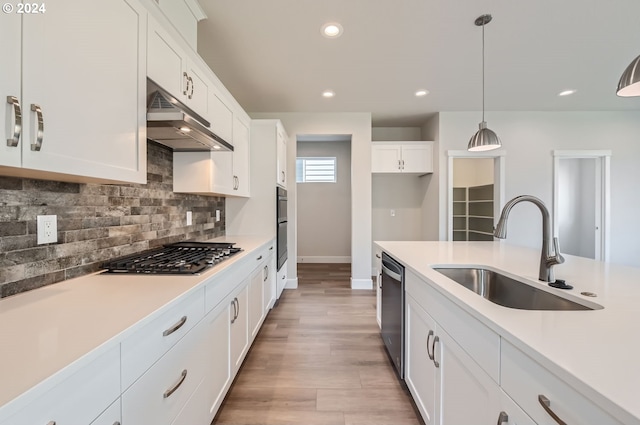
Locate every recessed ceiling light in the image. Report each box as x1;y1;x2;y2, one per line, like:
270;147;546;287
415;89;429;97
558;89;577;97
321;22;343;38
322;90;335;98
213;145;221;150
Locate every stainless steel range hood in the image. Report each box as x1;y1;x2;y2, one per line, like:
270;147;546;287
146;79;233;152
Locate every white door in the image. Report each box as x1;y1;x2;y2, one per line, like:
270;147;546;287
436;326;500;424
371;143;402;172
21;0;146;183
232;117;250;196
229;284;249;373
0;11;21;168
148;17;187;100
405;295;438;425
553;151;610;261
248;263;265;340
205;306;231;420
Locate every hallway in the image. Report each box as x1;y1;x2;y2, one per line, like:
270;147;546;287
213;263;422;425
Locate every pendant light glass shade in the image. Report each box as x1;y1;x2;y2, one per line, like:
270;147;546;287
468;121;501;151
468;14;501;152
617;55;640;97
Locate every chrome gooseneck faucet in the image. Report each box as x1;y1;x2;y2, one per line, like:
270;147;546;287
494;195;564;282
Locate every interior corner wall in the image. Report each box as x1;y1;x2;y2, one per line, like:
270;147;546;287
251;112;373;287
437;111;640;267
421;114;440;240
372;127;421;141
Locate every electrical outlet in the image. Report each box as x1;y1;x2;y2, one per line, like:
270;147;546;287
390;209;396;217
186;211;192;226
37;215;58;244
215;210;221;222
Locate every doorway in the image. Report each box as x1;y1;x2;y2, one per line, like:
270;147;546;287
446;151;506;241
553;151;611;261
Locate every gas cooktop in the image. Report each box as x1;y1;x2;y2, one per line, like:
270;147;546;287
101;241;243;275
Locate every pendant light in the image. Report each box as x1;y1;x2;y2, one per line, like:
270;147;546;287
468;14;502;152
617;55;640;97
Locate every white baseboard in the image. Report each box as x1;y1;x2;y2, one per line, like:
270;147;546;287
285;277;298;289
351;278;373;290
297;256;351;263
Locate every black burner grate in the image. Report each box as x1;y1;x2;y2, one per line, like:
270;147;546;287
102;242;242;274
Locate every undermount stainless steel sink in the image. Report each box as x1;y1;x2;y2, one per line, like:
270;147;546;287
433;267;601;311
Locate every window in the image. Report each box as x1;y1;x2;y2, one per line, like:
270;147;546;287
296;157;337;183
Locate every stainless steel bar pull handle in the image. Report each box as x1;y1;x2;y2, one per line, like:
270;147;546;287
235;297;240;320
6;96;21;147
183;72;189;95
163;369;187;398
230;298;237;323
188;76;194;99
162;315;187;337
496;411;509;425
281;170;285;182
47;422;56;425
257;255;263;261
30;103;43;151
432;336;440;368
538;394;567;425
263;265;268;281
426;330;434;360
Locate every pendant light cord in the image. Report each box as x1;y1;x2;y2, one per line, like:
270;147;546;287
482;20;485;123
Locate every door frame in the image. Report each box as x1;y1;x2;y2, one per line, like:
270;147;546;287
446;150;506;241
552;150;611;262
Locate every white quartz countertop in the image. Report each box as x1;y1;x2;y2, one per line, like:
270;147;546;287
375;241;640;425
0;234;273;416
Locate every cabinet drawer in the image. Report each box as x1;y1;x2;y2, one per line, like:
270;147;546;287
122;317;208;425
122;287;204;389
90;398;121;425
406;270;500;382
205;267;242;313
501;340;623;425
2;346;120;425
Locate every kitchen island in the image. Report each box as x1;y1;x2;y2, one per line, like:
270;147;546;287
0;235;275;425
376;240;640;425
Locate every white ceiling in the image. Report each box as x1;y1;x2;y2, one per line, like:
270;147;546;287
196;0;640;126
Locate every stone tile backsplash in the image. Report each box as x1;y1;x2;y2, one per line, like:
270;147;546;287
0;142;225;298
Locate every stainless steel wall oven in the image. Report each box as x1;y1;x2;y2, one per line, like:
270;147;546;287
277;187;288;270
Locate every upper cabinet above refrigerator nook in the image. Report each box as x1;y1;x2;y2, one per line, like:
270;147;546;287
372;141;434;174
0;0;147;184
276;124;288;189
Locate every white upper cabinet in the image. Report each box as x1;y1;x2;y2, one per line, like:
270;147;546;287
371;141;434;174
1;11;21;168
0;0;147;184
276;123;288;188
148;17;208;119
232;116;251;197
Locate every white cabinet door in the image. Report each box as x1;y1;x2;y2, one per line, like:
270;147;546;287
173;150;234;195
184;61;209;119
204;304;231;421
263;248;276;311
436;325;500;425
405;295;438;425
371;143;402;172
148;17;187;103
209;87;233;143
375;250;382;328
20;0;146;184
230;283;249;374
276;125;287;187
232;116;251;197
248;263;265;340
402;143;433;173
0;11;21;168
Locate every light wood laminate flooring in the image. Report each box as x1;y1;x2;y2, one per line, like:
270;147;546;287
213;263;423;425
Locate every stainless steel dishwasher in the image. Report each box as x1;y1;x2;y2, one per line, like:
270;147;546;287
380;252;405;379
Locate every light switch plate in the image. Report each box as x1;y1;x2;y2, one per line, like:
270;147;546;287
186;211;192;226
37;215;58;244
215;210;221;222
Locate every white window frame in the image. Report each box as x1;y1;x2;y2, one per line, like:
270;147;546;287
296;157;337;183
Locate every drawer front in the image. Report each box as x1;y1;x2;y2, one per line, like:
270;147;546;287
501;341;623;425
122;317;208;425
90;398;121;425
406;269;500;382
3;346;120;425
122;287;204;389
205;266;242;313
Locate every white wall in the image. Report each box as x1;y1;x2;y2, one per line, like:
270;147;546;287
453;158;494;187
372;127;421;141
372;174;426;242
437;111;640;267
421;115;440;241
252;112;373;288
297;140;351;262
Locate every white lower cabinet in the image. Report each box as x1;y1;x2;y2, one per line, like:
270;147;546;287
501;340;623;425
230;282;250;375
204;303;231;421
263;247;276;311
1;346;120;425
121;311;208;425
